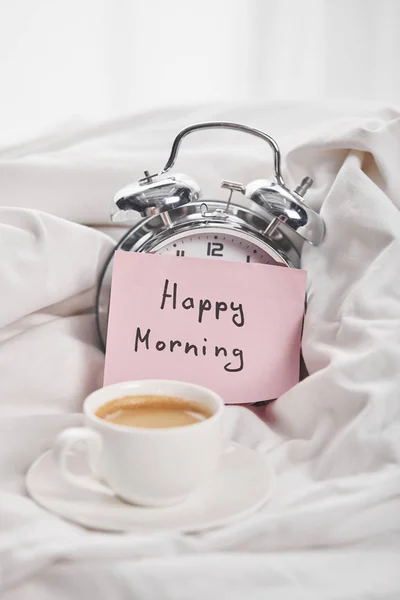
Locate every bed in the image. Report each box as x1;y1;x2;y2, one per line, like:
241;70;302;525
1;101;399;599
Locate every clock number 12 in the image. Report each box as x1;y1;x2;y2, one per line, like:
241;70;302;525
206;242;224;257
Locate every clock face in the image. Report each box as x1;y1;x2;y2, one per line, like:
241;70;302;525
151;228;287;266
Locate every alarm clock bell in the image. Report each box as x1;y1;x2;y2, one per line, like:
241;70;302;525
96;121;325;352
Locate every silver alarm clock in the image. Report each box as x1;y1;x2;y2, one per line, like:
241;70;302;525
96;121;325;350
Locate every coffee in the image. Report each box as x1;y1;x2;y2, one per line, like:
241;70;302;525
95;395;213;429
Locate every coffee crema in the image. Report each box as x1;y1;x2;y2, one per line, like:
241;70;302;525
95;395;213;429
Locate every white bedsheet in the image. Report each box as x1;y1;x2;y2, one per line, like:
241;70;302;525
1;102;400;599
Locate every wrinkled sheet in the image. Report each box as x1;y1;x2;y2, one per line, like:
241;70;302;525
0;102;400;599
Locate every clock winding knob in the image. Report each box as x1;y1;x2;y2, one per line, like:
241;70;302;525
294;177;313;199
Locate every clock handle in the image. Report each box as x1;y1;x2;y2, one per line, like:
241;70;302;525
157;121;285;188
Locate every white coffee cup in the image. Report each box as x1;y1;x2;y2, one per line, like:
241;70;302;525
54;380;224;507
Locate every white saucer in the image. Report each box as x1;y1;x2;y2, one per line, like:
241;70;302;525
26;443;275;533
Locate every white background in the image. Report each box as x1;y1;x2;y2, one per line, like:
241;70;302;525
1;0;399;144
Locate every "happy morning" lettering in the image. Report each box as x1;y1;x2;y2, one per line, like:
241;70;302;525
133;279;245;372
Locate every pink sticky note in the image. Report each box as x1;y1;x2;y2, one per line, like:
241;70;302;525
103;251;307;404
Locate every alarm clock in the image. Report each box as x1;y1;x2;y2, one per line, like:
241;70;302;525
96;121;325;350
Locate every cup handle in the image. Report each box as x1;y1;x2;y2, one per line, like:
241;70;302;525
54;427;111;495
